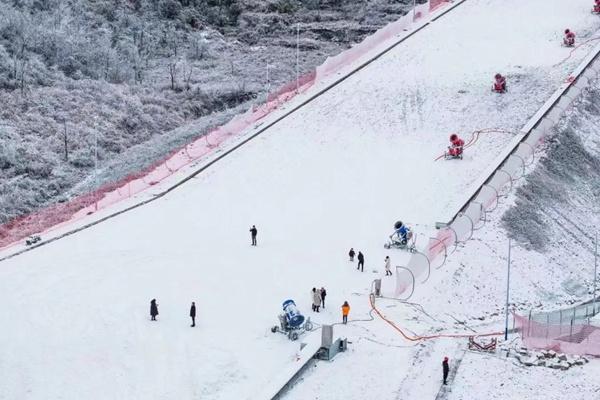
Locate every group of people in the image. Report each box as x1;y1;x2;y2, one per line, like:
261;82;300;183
149;299;197;327
311;287;327;312
310;287;351;324
348;248;365;271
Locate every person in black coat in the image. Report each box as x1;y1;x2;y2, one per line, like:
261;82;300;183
249;225;258;246
357;251;364;272
348;248;355;262
442;357;449;385
150;299;159;321
320;287;327;309
190;302;196;327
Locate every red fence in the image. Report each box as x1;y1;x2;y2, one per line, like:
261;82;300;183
514;313;600;357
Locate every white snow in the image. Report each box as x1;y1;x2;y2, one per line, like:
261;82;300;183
1;0;600;399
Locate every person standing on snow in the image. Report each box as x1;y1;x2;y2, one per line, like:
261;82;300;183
190;302;196;327
341;301;350;324
311;287;321;312
357;251;364;272
348;248;355;262
384;256;392;276
320;287;327;309
150;299;159;321
442;357;449;385
249;225;258;246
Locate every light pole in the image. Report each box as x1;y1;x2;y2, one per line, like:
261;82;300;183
266;62;273;100
594;232;598;313
296;23;300;93
504;238;512;340
94;124;99;211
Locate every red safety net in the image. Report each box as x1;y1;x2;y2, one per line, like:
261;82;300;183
514;313;600;357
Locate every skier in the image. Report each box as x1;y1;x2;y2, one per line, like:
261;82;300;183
311;287;321;312
348;248;355;262
357;251;364;272
320;287;327;309
190;302;196;327
150;299;159;321
384;256;392;276
249;225;258;246
492;73;506;93
447;134;464;158
341;301;350;324
564;29;575;46
442;357;449;385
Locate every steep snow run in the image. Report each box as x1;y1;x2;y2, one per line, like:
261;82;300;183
0;1;599;399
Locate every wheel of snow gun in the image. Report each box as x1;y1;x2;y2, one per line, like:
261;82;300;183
290;332;299;341
271;326;278;333
305;321;313;331
384;243;390;249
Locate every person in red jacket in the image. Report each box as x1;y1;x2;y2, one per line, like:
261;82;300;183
594;1;600;13
447;134;464;158
493;73;506;93
564;29;576;46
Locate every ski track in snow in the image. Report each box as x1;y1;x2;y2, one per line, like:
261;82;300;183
1;0;600;399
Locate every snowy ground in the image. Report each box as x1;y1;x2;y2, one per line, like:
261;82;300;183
1;0;600;399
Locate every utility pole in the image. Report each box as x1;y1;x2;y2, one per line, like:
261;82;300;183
94;127;99;211
296;23;300;93
63;120;68;161
266;62;272;101
504;239;512;340
594;232;598;314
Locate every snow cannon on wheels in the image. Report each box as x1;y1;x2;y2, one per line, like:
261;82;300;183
271;299;313;341
384;221;416;252
491;73;507;93
444;133;464;160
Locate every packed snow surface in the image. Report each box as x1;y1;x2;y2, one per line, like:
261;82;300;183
1;0;600;399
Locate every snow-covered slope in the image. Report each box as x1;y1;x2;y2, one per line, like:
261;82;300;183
1;1;599;399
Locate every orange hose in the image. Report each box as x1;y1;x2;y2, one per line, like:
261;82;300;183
369;294;502;341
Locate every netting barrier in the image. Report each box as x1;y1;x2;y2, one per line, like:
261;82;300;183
0;1;453;252
394;44;600;301
515;305;600;356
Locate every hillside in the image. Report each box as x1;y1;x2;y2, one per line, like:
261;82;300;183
0;0;417;223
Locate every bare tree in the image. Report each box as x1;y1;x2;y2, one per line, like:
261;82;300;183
168;59;178;90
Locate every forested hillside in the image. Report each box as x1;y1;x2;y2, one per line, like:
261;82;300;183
0;0;414;223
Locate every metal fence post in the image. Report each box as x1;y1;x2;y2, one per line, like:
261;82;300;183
570;319;574;340
559;309;562;335
545;314;550;339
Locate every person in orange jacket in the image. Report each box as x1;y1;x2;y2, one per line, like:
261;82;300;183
341;301;350;324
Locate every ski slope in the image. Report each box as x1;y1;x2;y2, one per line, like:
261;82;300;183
1;1;599;399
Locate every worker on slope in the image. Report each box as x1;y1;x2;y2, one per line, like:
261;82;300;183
446;133;464;159
564;29;576;47
594;0;600;13
492;73;506;93
341;301;350;324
